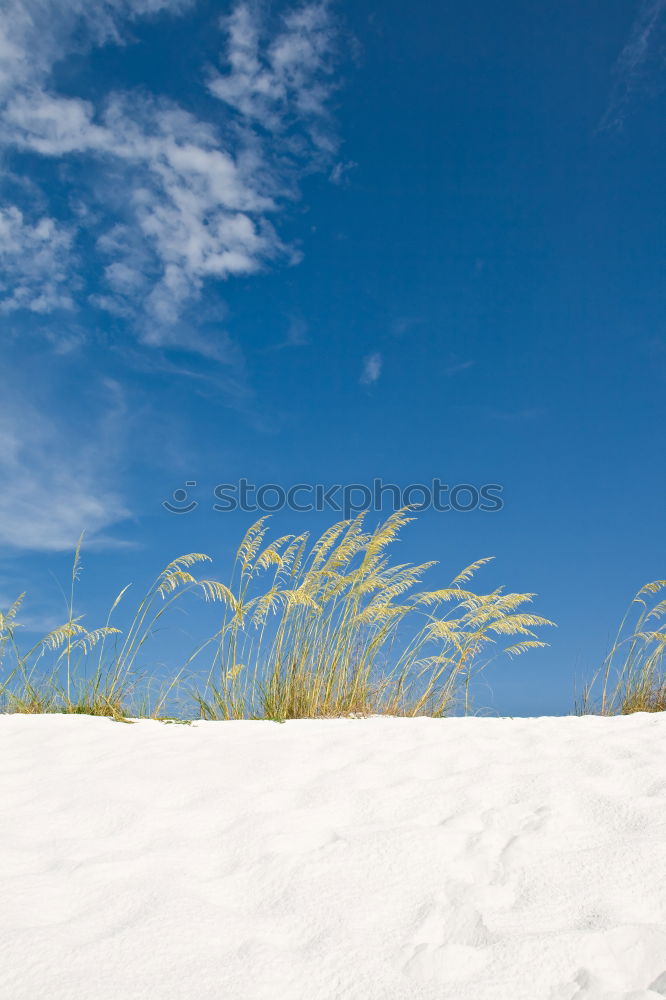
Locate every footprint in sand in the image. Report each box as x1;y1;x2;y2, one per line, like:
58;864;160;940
401;891;492;984
548;929;666;999
649;972;666;997
401;805;551;986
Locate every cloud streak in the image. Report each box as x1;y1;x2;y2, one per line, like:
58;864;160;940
599;0;666;130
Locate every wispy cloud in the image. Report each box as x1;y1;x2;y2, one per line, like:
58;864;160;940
329;159;357;185
360;352;382;385
599;0;666;130
0;381;130;552
0;595;63;636
443;355;475;376
391;316;422;338
0;1;343;356
265;314;311;350
284;315;310;347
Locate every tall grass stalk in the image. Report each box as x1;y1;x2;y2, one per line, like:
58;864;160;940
577;580;666;715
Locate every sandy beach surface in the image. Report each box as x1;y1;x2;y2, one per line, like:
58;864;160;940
1;712;665;1000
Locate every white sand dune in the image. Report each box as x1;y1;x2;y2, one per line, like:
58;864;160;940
1;713;665;1000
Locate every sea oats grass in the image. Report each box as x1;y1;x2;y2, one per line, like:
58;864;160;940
0;539;226;720
577;580;666;715
1;511;556;721
192;509;554;720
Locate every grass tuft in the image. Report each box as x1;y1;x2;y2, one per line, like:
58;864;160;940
0;534;228;720
576;580;666;715
192;509;555;720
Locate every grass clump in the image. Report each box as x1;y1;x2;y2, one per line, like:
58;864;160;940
0;510;555;721
193;509;555;720
577;580;666;715
0;537;231;720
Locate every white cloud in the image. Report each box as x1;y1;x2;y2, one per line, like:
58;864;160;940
0;383;130;552
0;206;78;313
0;0;194;100
2;91;283;334
360;352;382;385
0;1;343;353
209;2;338;152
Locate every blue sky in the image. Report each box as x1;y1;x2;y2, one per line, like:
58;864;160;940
1;0;664;715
